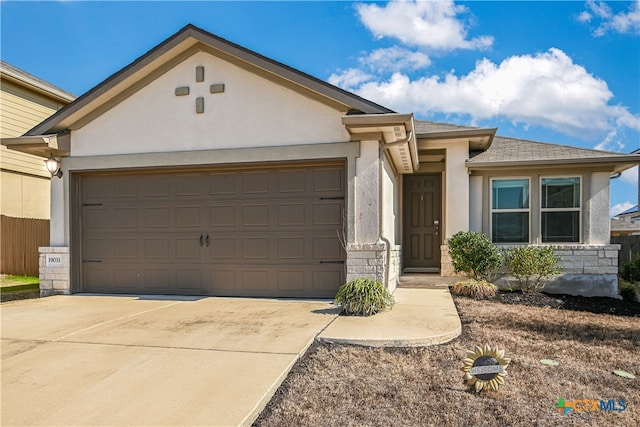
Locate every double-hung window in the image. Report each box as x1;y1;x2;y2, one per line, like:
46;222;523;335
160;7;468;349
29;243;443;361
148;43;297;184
541;177;580;242
491;178;530;243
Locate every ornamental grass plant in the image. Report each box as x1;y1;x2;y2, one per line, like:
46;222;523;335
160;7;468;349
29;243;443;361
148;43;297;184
334;278;394;316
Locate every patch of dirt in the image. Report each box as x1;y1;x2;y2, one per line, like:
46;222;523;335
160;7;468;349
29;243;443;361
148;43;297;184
254;293;640;427
1;290;40;303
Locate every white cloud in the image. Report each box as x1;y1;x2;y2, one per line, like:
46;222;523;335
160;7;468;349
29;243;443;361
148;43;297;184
332;48;640;136
328;68;374;88
356;0;493;50
579;0;640;36
621;166;639;185
361;47;431;72
611;201;636;217
594;130;626;152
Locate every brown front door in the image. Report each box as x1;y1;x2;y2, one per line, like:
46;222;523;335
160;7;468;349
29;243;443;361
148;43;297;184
403;174;442;272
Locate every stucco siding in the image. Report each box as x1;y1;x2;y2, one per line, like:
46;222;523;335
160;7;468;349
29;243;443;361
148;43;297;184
72;51;350;157
0;171;50;219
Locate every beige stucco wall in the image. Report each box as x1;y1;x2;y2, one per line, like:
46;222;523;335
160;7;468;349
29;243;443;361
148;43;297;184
0;171;50;219
72;51;349;156
588;171;611;244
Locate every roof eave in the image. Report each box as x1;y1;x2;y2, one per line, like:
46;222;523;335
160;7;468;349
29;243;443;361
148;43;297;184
1;63;76;104
417;128;497;151
467;155;640;171
1;131;71;158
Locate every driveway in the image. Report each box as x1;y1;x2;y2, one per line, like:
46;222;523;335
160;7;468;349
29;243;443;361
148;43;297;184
1;295;338;426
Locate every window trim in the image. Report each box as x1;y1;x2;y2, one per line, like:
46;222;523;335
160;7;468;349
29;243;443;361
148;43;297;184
539;175;582;243
490;177;531;244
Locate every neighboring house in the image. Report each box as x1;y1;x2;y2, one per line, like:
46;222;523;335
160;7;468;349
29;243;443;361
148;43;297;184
1;61;75;275
0;61;75;219
611;217;640;236
3;25;639;298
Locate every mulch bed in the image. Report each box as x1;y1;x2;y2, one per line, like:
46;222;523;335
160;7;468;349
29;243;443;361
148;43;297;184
491;291;639;317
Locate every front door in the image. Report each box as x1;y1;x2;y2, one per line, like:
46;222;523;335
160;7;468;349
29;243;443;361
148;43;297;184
403;174;442;272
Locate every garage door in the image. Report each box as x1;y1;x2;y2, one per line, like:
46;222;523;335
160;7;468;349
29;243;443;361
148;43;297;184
78;162;345;298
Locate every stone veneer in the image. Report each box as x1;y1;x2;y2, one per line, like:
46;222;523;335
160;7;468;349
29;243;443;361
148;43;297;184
39;247;70;296
346;242;400;291
440;243;620;298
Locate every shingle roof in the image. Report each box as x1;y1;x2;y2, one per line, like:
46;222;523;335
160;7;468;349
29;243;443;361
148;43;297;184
414;120;481;134
468;135;627;163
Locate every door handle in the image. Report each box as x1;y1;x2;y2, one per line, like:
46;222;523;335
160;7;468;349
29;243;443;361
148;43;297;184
205;234;210;247
199;234;204;247
434;220;440;225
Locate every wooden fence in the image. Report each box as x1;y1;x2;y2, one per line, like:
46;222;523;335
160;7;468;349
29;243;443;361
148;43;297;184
612;234;640;268
0;215;50;276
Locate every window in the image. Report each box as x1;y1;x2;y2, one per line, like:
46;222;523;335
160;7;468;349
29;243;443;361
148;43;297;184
491;179;530;243
541;177;580;242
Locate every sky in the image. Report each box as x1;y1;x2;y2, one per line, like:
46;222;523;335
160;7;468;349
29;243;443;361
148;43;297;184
1;0;639;215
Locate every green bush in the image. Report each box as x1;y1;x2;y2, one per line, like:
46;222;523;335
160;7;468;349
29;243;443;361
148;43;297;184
506;246;562;293
620;254;640;283
451;279;497;299
448;231;503;281
619;279;640;303
334;278;394;316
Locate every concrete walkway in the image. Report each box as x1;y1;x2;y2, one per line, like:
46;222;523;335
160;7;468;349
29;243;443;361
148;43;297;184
1;286;461;426
319;288;461;347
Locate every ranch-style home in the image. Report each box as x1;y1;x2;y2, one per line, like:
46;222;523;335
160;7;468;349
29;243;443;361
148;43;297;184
3;25;639;299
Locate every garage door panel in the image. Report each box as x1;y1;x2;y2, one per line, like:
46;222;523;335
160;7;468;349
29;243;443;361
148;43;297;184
242;238;269;259
210;205;236;227
175;206;202;228
313;202;343;226
242;205;269;226
313;167;344;192
85;208;109;229
242;171;271;194
79;162;345;297
278;170;306;193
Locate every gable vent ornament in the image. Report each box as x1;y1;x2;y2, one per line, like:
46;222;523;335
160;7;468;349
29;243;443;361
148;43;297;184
175;66;225;114
462;345;510;392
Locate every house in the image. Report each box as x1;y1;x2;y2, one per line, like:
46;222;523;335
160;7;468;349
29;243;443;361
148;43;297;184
3;25;639;298
1;61;75;275
1;61;75;219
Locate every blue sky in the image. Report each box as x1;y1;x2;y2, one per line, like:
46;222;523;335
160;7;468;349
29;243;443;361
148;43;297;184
2;0;639;214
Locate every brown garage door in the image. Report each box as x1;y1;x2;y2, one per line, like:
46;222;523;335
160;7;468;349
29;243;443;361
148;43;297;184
78;162;345;298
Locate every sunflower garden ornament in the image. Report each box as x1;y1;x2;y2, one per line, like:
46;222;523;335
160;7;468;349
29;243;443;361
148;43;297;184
462;345;510;392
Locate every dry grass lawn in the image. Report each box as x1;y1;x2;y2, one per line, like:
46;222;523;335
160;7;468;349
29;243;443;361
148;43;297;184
255;296;640;426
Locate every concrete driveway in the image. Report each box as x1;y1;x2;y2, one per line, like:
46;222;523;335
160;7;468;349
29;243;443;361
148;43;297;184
1;295;338;426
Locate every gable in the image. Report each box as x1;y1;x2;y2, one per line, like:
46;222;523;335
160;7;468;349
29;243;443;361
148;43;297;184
72;51;350;156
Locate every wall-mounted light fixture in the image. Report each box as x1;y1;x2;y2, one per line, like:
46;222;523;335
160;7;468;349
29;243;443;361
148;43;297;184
45;153;63;178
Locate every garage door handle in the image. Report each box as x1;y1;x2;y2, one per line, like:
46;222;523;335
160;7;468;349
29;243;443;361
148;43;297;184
83;259;102;263
205;234;210;247
319;260;344;264
199;234;204;247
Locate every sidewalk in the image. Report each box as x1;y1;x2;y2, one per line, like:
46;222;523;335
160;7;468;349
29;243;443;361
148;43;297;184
318;288;461;347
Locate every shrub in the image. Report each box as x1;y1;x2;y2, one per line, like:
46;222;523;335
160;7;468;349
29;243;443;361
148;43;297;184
506;246;562;293
451;279;497;299
618;279;640;303
448;231;503;281
620;254;640;283
334;278;394;316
